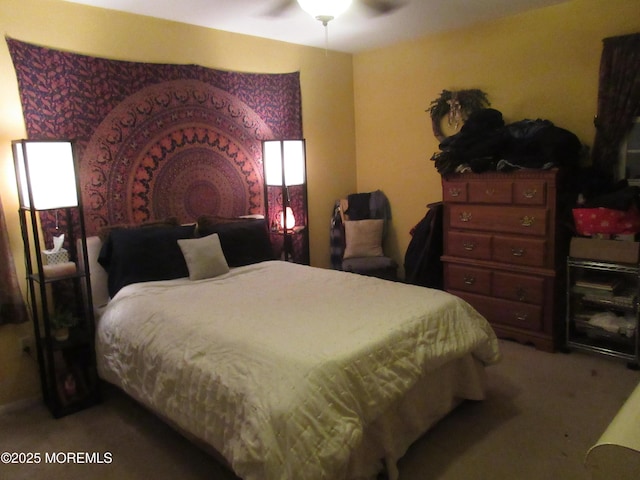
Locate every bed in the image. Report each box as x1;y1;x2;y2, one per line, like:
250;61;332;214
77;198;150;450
86;219;501;480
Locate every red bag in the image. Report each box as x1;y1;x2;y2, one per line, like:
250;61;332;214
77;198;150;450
572;206;640;236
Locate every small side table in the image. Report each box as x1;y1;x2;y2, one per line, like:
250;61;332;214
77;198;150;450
270;225;309;264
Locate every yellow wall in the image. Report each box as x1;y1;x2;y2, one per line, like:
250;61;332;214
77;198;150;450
0;0;356;407
353;0;640;272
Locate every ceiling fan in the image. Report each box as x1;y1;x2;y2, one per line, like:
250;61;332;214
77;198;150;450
267;0;404;26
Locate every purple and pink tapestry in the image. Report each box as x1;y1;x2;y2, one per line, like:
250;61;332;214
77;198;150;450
7;38;302;237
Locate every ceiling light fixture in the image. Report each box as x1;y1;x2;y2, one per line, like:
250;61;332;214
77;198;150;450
297;0;353;26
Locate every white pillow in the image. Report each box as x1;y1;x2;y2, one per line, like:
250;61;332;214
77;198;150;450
177;233;230;280
343;219;384;259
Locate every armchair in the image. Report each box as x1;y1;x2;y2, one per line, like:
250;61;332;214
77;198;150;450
330;190;398;280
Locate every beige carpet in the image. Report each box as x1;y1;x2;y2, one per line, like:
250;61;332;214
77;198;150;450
1;339;638;480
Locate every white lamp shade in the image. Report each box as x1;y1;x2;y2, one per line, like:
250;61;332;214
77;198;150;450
280;206;297;230
297;0;352;19
14;141;78;209
263;140;306;186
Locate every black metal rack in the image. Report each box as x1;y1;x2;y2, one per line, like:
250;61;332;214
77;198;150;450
566;258;640;368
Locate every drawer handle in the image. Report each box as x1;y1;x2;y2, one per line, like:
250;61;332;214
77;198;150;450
515;313;528;322
459;212;472;222
463;242;475;251
520;215;535;227
449;188;462;197
523;189;537;199
516;287;527;301
511;248;525;257
463;276;476;285
485;188;495;196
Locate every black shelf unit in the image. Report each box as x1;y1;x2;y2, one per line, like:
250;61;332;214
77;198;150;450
14;141;100;417
566;258;640;368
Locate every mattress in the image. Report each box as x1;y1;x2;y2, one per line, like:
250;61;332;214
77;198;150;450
96;260;500;479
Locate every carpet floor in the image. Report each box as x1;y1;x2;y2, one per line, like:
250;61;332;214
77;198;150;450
1;339;638;480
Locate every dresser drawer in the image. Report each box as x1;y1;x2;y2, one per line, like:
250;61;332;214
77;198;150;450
446;264;491;295
492;235;547;267
468;181;512;204
442;181;468;203
454;291;543;332
514;180;547;206
492;271;545;304
446;231;492;260
448;205;548;236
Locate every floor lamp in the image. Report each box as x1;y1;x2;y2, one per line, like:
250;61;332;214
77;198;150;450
262;139;307;262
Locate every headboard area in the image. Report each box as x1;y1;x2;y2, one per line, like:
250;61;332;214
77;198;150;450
82;214;275;314
82;236;110;316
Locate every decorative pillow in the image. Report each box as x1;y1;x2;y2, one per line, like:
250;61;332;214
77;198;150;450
177;234;230;280
343;219;384;259
196;218;274;267
98;224;195;297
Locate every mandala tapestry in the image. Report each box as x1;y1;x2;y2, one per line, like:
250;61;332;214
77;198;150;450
7;38;302;239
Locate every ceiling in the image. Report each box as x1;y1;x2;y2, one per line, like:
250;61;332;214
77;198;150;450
63;0;569;53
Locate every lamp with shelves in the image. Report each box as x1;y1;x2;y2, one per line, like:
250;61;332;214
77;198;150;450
262;139;309;264
12;139;100;417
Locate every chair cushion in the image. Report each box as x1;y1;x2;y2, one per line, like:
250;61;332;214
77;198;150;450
342;256;398;280
342;256;398;272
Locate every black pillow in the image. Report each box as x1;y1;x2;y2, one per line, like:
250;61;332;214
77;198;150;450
98;224;195;297
196;218;274;267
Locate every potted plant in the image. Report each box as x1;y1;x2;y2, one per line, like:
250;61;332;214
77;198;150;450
49;309;76;341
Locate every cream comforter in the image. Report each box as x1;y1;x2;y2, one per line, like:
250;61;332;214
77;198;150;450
96;261;500;479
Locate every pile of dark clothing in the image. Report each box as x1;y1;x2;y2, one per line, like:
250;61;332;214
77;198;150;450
404;202;443;289
431;108;583;175
579;181;640;211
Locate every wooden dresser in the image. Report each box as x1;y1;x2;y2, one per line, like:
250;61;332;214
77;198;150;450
441;169;567;351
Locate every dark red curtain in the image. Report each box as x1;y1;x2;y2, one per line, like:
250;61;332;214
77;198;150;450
0;194;28;325
591;33;640;179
